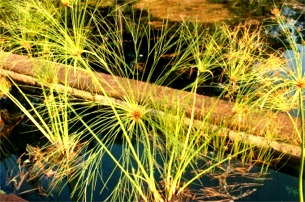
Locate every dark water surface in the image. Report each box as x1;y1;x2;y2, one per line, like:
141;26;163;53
0;143;304;202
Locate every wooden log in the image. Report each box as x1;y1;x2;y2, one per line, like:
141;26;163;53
0;193;28;202
0;51;302;160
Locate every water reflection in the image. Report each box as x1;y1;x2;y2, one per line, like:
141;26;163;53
0;143;303;201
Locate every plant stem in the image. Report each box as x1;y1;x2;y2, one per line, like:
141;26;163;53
299;89;305;202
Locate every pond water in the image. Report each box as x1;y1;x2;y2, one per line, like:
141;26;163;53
0;143;304;201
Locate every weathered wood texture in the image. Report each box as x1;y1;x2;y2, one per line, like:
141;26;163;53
0;51;302;159
0;194;28;202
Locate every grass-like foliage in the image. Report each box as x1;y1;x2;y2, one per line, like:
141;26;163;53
0;0;303;201
267;7;305;201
